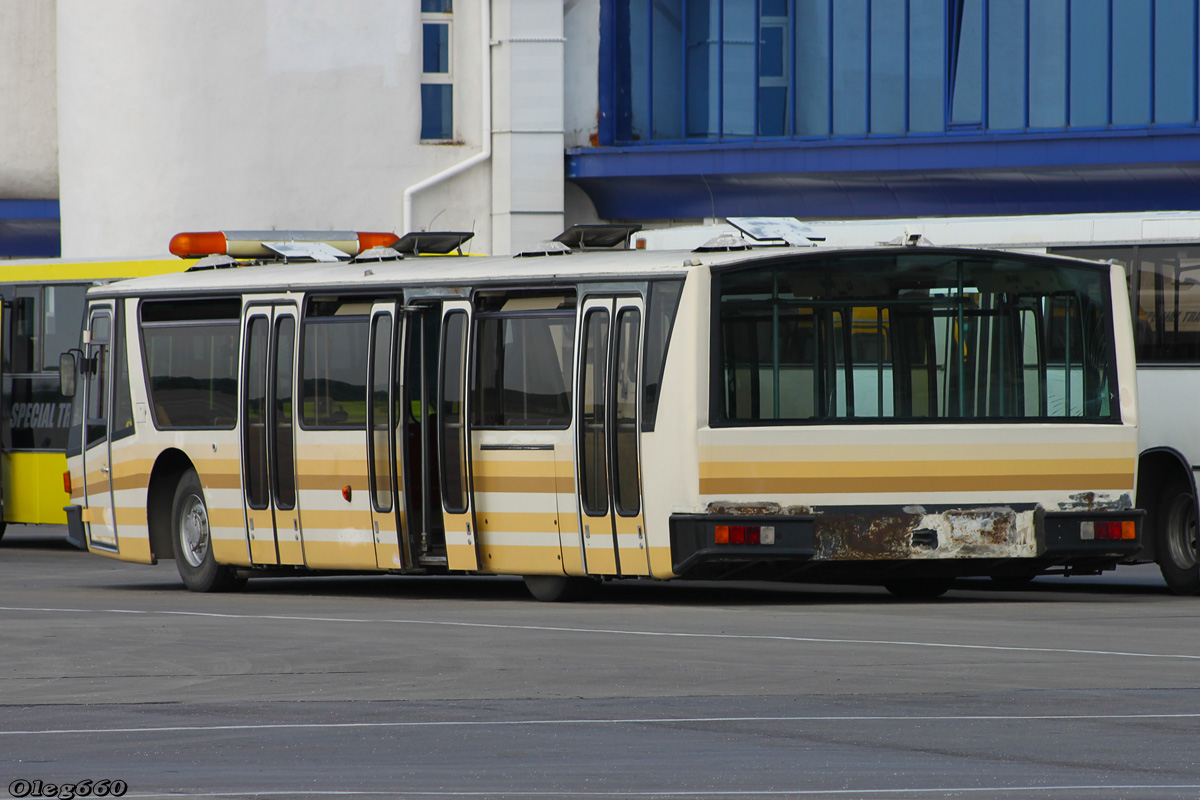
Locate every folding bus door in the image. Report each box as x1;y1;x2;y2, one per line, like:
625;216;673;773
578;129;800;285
80;304;117;551
438;300;478;571
575;296;649;577
240;304;303;566
368;301;405;570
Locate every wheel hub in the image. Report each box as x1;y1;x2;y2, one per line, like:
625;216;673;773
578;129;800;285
179;494;210;568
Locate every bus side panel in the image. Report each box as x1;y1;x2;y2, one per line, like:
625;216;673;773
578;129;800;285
642;272;704;579
471;435;566;576
295;438;377;570
2;451;69;525
554;451;585;576
194;446;250;567
108;446;152;564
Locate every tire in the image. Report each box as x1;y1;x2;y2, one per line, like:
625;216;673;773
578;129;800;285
171;469;244;592
1156;477;1200;595
884;578;953;599
523;575;599;602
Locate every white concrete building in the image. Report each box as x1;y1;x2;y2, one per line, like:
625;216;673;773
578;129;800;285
1;0;593;257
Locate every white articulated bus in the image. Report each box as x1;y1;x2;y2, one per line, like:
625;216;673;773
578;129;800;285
63;229;1144;600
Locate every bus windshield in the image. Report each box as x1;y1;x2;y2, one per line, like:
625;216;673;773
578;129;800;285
715;250;1116;423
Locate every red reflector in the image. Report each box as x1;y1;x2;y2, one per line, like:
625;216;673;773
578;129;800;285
342;485;353;503
63;471;71;494
714;525;730;545
746;526;761;545
730;525;745;544
1097;521;1120;540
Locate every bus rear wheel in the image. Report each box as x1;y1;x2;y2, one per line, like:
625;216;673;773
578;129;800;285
171;469;244;593
1156;477;1200;596
523;575;599;602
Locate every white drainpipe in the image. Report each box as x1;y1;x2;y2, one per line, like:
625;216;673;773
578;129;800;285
402;1;492;237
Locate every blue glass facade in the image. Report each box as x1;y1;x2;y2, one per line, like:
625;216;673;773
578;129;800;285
571;0;1200;219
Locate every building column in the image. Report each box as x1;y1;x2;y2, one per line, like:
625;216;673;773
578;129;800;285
490;0;565;256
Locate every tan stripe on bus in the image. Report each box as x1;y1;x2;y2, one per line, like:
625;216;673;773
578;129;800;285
699;473;1136;495
699;457;1136;480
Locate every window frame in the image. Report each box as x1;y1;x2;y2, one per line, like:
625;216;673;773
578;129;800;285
709;251;1122;427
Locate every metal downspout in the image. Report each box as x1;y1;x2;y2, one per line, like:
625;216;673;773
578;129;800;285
402;1;493;237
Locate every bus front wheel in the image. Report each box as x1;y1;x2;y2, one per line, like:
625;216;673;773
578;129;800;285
171;470;244;593
1156;477;1200;596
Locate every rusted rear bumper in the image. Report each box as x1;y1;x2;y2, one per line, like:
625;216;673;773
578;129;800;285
669;506;1145;583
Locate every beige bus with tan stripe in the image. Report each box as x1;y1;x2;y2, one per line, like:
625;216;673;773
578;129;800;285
64;233;1146;599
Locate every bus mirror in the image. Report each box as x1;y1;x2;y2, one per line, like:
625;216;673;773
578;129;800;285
59;351;77;397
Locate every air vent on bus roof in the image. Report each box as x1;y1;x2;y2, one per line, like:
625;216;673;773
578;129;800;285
392;231;474;256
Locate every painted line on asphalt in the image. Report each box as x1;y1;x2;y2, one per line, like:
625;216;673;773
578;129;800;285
3;604;1200;663
106;784;1200;798
4;711;1200;737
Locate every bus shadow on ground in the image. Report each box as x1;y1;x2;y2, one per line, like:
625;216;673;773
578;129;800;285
105;569;1175;607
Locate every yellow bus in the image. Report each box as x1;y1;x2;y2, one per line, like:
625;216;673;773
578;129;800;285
0;255;197;540
62;230;1144;599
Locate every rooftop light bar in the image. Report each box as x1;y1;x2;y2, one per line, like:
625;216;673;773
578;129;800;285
169;230;399;258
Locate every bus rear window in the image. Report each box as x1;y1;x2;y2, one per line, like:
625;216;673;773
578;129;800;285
714;251;1117;424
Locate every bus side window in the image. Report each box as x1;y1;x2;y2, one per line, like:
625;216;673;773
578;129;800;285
12;292;37;374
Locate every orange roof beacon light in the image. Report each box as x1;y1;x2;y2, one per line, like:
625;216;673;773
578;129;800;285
169;231;400;259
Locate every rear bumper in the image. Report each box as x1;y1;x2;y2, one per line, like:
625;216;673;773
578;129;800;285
669;507;1145;582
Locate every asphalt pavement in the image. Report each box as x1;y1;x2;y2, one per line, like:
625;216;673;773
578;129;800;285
3;525;1199;800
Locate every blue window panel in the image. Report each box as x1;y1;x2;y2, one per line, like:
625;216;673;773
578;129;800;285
651;0;684;139
762;0;788;15
1028;0;1067;128
421;0;451;11
758;86;789;135
949;0;984;126
760;24;785;77
626;0;650;141
908;0;945;132
832;0;869;135
420;83;452;140
988;0;1026;129
723;0;756;136
423;23;449;73
686;0;718;137
1155;0;1196;123
1112;0;1152;125
870;0;907;134
1069;0;1109;126
794;0;831;135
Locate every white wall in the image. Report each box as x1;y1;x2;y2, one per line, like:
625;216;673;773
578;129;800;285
0;0;58;199
563;0;600;150
57;0;491;257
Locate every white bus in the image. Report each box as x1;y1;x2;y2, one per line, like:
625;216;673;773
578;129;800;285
640;213;1200;595
63;230;1144;600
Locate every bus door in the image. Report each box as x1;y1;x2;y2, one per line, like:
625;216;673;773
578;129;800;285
240;304;302;566
80;304;117;550
368;301;405;569
576;296;649;576
435;300;478;570
398;302;450;568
